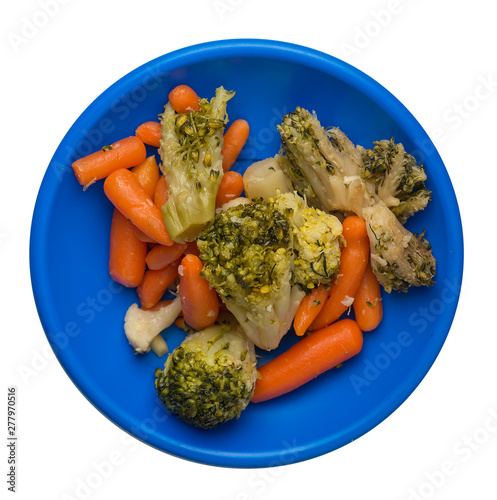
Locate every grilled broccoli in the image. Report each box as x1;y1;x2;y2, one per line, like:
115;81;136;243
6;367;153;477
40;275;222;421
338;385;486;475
277;107;436;293
155;314;257;429
159;86;234;243
271;191;343;290
361;138;432;223
196;199;305;350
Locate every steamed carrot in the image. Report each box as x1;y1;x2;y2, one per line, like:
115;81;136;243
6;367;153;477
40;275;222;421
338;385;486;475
215;171;244;207
153;175;168;210
103;168;173;247
293;284;328;336
309;216;370;331
133;226;157;244
168;85;201;114
108;209;148;288
72;136;146;188
145;242;188;270
251;319;363;403
179;254;219;330
137;262;180;309
221;119;250;171
132;156;160;198
353;261;383;332
135;121;161;148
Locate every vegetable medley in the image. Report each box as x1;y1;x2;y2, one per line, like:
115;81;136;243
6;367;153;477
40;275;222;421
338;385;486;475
71;84;436;429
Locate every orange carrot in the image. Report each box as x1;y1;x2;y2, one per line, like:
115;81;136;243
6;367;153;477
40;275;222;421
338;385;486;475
251;319;363;403
309;216;370;331
215;171;244;207
145;242;188;270
135;121;161;148
221;119;250;171
137;262;180;309
353;261;383;332
179;254;219;330
103;168;173;246
183;240;200;257
153;175;168;210
293;284;328;336
72;136;146;188
168;85;201;114
133;226;157;244
132;156;160;198
109;208;147;288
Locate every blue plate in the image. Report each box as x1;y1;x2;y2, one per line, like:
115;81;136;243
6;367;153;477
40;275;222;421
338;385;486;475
30;39;464;468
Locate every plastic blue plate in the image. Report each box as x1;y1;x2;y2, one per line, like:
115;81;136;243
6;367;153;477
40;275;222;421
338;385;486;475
30;39;463;468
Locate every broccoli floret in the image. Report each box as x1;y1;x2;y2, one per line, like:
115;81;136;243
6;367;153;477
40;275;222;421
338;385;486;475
159;86;234;243
361;138;432;223
277;107;436;293
196;199;305;350
155;315;257;429
271;191;343;290
363;201;436;292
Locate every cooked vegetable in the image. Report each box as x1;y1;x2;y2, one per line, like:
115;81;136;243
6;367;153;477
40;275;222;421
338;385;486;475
131;156;160;198
103;168;173;246
215;170;244;207
361;138;431;223
196;199;305;350
271;191;343;291
72;136;146;189
310;216;370;331
108;209;147;288
124;297;182;354
168;84;201;114
153;174;168;209
145;242;187;270
352;261;383;332
221;119;250;171
293;284;328;336
137;262;179;309
179;254;219;331
277;107;436;293
251;318;363;403
135;121;161;148
243;155;294;201
155;314;257;428
159;86;234;243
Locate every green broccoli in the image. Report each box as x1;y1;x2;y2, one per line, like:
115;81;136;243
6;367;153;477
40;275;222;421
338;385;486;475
155;315;257;429
277;106;436;293
159;86;234;243
271;191;343;290
196;198;305;350
361;138;432;223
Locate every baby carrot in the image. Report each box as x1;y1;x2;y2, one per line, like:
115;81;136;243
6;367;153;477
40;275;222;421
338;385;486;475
221;119;250;171
133;226;157;244
109;208;148;288
145;242;188;270
353;261;383;332
309;216;370;331
168;85;201;114
251;318;363;403
135;121;161;148
215;171;244;207
72;136;146;188
137;262;180;309
293;284;328;336
179;254;219;330
132;156;160;198
153;175;168;210
103;168;173;246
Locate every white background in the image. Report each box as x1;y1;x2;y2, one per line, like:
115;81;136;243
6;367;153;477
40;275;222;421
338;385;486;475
2;1;496;499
